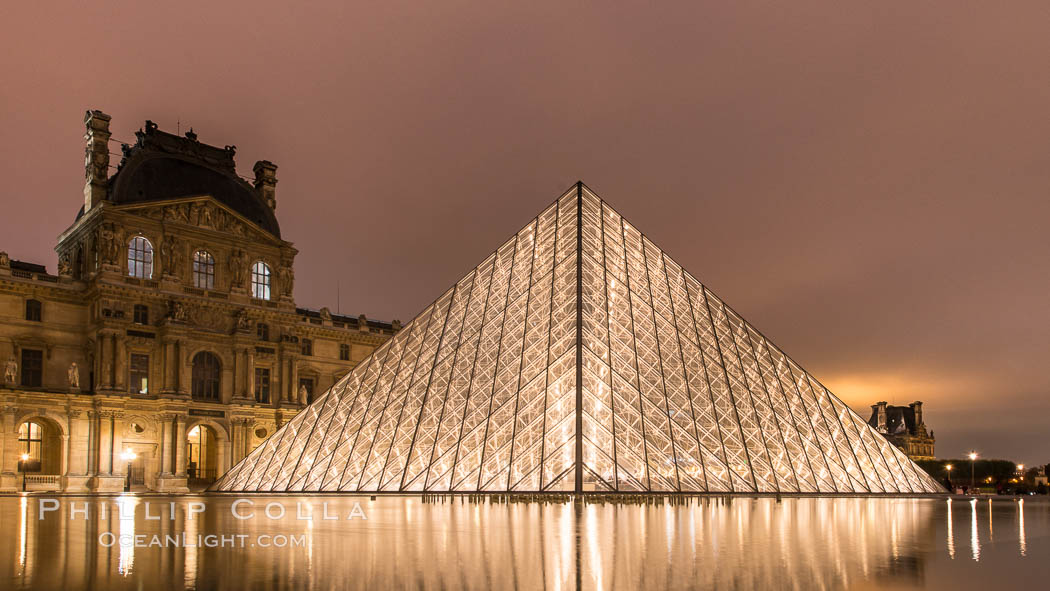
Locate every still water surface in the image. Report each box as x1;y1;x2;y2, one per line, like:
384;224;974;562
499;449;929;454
0;495;1044;590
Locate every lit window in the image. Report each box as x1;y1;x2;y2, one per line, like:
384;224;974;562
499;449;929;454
133;304;149;325
251;261;271;300
254;367;271;404
130;354;149;394
25;299;42;322
20;349;43;388
301;338;312;356
191;352;221;401
128;236;154;278
193;250;215;290
18;422;43;473
339;343;350;361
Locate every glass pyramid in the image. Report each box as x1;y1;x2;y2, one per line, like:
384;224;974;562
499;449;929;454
212;184;943;494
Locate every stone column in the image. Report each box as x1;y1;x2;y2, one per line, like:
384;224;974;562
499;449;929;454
159;414;173;476
229;419;242;463
66;411;89;475
60;435;69;476
99;333;114;389
240;420;251;460
93;338;103;393
85;410;98;473
114;335;127;391
111;413;125;475
62;409;92;491
97;411;113;474
177;341;192;396
218;437;230;476
287;355;299;405
0;407;16;490
247;350;256;401
174;415;188;477
234;417;247;463
1;406;17;475
162;340;176;393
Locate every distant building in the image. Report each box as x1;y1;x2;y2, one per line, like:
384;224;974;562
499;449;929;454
867;401;935;461
0;111;399;493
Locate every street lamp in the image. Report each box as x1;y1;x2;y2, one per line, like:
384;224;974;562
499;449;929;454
120;449;137;492
968;451;978;493
19;453;29;492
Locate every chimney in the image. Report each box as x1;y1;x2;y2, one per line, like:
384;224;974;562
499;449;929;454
910;401;923;427
83;110;112;213
876;401;888;433
253;160;278;210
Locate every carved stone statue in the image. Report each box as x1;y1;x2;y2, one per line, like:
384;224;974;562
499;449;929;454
298;384;308;406
167;300;187;322
4;357;16;385
0;251;9;267
230;249;248;288
319;307;331;321
97;223;123;265
235;309;252;331
161;234;180;277
199;204;213;228
58;252;73;276
278;264;294;298
68;362;80;390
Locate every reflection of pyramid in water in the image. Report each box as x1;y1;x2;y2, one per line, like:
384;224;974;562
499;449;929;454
213;184;943;494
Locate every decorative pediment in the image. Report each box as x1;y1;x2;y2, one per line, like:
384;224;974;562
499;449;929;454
116;197;282;246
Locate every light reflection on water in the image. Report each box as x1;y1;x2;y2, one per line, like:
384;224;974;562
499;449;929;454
0;495;1043;590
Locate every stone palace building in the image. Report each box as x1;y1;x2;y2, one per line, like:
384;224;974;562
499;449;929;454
0;111;397;492
867;401;935;461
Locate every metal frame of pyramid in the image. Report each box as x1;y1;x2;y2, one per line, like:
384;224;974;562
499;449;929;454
211;183;944;494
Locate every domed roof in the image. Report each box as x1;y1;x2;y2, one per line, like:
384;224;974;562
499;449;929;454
87;122;281;238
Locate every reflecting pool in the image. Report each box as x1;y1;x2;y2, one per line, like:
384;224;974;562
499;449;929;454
0;495;1043;590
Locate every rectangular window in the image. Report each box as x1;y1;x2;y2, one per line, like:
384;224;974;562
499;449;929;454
25;299;42;322
257;323;269;341
129;354;149;394
301;338;312;356
20;349;43;388
339;343;350;361
133;304;149;325
254;367;271;404
192;250;215;290
298;377;315;404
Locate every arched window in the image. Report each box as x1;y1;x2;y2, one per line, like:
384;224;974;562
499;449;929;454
191;352;221;401
127;236;154;278
251;261;271;300
192;250;215;290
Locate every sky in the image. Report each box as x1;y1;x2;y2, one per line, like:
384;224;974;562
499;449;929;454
1;2;1046;465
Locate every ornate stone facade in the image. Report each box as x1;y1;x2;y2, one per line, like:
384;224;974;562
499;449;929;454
867;401;935;461
0;111;398;492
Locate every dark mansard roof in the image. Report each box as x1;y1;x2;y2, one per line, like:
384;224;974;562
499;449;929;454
78;122;281;238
